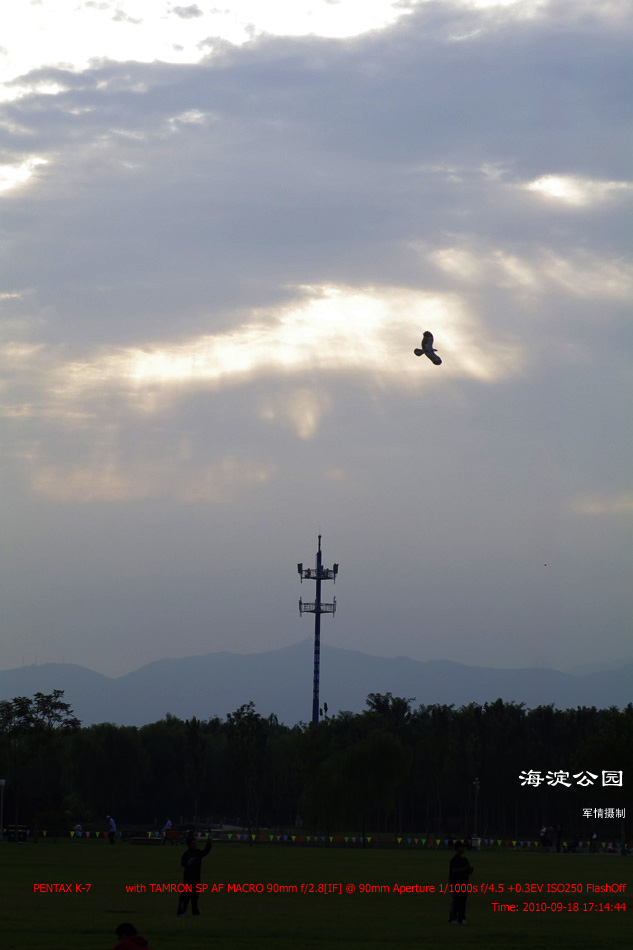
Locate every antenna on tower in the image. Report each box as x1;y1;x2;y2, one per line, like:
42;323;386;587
297;535;338;725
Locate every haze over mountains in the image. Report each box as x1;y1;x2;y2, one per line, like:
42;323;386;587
0;640;631;727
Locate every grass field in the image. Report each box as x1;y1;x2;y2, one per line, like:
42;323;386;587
1;840;631;949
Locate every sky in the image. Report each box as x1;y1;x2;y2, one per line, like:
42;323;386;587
1;0;631;679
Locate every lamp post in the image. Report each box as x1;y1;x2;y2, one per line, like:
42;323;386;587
0;779;5;842
472;778;480;851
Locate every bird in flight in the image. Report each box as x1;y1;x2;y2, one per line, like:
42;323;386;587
414;330;442;365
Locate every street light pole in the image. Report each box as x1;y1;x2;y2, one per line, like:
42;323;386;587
473;777;480;851
0;779;5;843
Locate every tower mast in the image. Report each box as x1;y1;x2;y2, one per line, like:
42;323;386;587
297;535;338;725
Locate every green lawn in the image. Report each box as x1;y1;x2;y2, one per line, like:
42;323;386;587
1;840;631;949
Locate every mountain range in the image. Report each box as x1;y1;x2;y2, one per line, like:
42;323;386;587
0;640;631;727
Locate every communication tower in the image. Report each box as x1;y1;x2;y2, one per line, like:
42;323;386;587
297;535;338;725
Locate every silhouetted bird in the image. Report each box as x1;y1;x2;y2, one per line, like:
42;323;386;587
414;330;442;365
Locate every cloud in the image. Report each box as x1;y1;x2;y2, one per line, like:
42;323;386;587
0;1;631;674
0;156;48;192
0;0;415;88
257;387;334;440
1;283;522;422
172;6;203;20
1;276;528;505
28;452;276;503
523;174;633;207
570;493;633;517
176;455;276;503
428;243;633;299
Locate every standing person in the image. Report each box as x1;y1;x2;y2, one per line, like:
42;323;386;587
112;922;150;949
176;836;212;916
161;818;172;845
106;815;117;845
448;840;474;925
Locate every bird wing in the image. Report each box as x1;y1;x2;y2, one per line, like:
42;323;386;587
415;330;441;363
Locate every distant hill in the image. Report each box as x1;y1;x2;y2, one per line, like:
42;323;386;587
0;640;631;726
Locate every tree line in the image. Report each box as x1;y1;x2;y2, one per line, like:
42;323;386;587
0;690;629;840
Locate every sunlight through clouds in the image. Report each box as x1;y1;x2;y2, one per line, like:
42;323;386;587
1;0;631;674
541;252;633;299
524;175;633;206
0;284;524;461
570;492;633;517
257;387;334;440
44;285;520;413
177;456;277;504
0;157;48;193
428;244;633;299
0;0;414;87
1;1;567;95
0;80;69;104
31;458;152;503
29;452;276;503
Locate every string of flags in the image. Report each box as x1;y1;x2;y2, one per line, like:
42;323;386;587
223;833;627;850
3;828;626;850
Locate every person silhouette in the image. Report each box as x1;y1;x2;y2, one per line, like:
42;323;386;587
113;922;150;949
176;836;212;916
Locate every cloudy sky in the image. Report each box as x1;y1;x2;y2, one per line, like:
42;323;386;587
1;0;631;680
